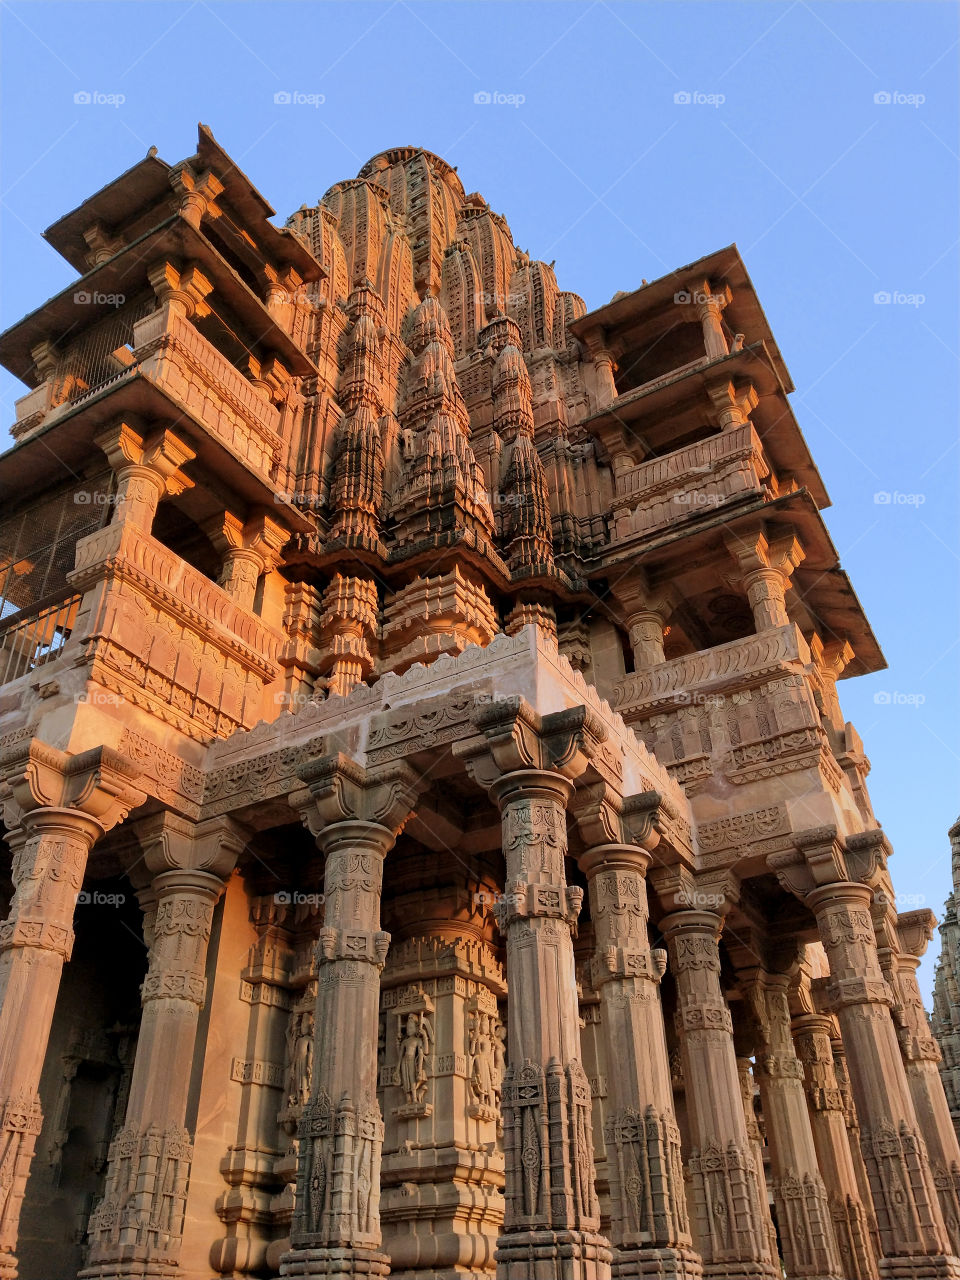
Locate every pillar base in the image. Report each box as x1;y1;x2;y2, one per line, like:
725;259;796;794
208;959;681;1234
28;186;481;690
610;1244;704;1278
878;1258;960;1280
0;1253;18;1280
278;1246;391;1277
495;1229;612;1280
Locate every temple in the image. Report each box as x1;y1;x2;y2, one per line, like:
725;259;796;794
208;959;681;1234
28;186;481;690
0;126;957;1280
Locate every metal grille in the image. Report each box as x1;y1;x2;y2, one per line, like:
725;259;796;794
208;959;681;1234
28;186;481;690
50;294;155;407
0;475;113;623
0;594;83;685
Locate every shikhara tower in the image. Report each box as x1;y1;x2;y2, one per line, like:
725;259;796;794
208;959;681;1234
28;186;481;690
0;126;955;1280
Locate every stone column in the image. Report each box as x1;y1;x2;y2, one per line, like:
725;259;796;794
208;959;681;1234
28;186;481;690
280;754;420;1280
0;743;144;1280
808;880;960;1275
93;420;196;533
734;1056;779;1263
791;1013;878;1280
889;912;960;1255
748;974;843;1280
0;810;100;1279
724;526;804;634
693;287;731;360
491;768;610;1280
659;910;779;1279
578;835;700;1279
82;815;242;1279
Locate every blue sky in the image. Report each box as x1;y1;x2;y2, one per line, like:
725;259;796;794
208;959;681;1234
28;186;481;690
1;1;957;998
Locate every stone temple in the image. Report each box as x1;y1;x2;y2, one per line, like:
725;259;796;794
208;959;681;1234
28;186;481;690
0;126;956;1280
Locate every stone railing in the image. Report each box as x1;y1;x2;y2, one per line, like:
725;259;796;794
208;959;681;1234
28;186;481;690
66;521;283;740
611;423;773;542
614;623;811;717
133;310;283;479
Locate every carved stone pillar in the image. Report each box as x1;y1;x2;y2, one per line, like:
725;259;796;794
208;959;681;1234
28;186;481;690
747;974;843;1279
808;881;960;1276
691;284;731;360
724;526;804;634
889;912;960;1256
491;769;609;1279
734;1056;779;1263
659;910;779;1279
281;755;420;1279
577;800;700;1279
82;814;242;1279
93;420;196;533
204;511;288;612
0;743;144;1280
791;1013;879;1280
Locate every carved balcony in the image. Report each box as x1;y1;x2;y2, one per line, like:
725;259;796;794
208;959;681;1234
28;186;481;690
614;625;843;795
11;308;284;483
61;520;284;739
615;623;811;717
131;309;284;478
610;423;776;544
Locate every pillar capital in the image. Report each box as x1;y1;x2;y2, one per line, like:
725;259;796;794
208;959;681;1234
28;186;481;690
293;752;423;840
723;522;805;631
132;811;248;879
93;420;195;530
1;740;146;835
454;696;618;796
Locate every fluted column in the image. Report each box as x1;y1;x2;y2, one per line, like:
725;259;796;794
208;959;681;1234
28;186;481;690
808;881;960;1276
0;809;100;1279
791;1014;878;1280
492;768;610;1280
82;865;228;1278
659;910;779;1279
890;914;960;1256
749;975;843;1279
579;841;700;1279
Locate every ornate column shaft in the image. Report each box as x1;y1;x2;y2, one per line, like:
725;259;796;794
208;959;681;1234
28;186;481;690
0;741;144;1280
792;1013;879;1280
749;975;843;1280
284;819;392;1277
890;913;960;1256
281;754;420;1280
808;880;960;1276
659;910;778;1280
0;809;100;1279
82;864;228;1278
492;768;609;1280
580;840;700;1279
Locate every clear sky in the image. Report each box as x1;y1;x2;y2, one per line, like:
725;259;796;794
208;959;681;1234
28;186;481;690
1;1;957;999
